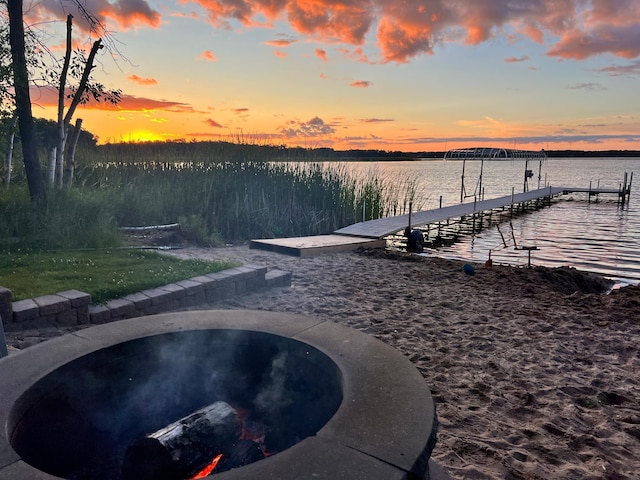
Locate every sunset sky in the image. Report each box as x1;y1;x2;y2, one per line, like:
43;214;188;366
22;0;640;151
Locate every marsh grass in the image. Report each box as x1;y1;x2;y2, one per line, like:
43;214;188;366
76;158;405;241
2;141;424;249
0;249;239;303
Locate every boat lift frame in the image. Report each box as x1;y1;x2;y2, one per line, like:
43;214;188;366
444;147;548;202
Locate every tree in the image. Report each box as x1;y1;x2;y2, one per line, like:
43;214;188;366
4;1;123;195
51;14;120;187
7;0;45;202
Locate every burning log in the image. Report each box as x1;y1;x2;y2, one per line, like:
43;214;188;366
122;401;243;480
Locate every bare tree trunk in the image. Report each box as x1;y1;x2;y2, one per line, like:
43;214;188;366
4;113;18;189
8;0;46;203
65;118;82;187
64;38;102;127
54;17;101;189
55;146;64;187
56;14;73;189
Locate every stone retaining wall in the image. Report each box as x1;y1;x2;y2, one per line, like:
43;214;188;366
0;264;291;332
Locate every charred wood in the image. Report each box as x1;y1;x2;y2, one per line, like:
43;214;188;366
122;401;242;480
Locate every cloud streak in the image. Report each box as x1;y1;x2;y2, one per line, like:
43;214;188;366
205;118;224;128
31;86;194;112
504;56;529;63
127;74;158;85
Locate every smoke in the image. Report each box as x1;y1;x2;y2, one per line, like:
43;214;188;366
253;351;293;412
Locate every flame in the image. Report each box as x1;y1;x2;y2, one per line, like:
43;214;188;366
188;453;222;479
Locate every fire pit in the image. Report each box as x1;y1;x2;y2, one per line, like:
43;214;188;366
0;310;438;479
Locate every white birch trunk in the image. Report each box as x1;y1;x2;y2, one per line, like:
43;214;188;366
47;147;57;186
4;114;18;189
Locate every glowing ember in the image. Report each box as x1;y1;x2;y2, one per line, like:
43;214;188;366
188;453;222;479
235;406;271;457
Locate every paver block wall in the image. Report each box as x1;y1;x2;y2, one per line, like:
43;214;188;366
1;265;291;331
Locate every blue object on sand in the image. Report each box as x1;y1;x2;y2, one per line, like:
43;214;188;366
463;263;475;275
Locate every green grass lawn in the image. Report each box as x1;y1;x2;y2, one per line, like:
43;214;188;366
0;249;240;304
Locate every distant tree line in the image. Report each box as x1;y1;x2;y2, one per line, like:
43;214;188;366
94;140;639;162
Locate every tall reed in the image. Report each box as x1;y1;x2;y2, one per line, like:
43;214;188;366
2;141;424;248
76;160;372;241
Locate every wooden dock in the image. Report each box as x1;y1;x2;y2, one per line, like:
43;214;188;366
334;187;564;239
251;178;632;256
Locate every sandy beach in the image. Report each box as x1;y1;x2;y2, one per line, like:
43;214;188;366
5;244;640;479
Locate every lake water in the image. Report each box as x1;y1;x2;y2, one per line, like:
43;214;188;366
338;157;640;286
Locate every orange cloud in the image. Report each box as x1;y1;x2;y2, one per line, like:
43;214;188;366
265;39;296;47
274;50;287;58
198;50;217;61
127;74;158;85
350;80;371;88
315;48;328;61
233;108;249;114
287;1;372;45
187;0;640;64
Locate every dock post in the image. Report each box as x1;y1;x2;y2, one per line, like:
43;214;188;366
460;160;466;203
510;187;514;215
588;180;592;204
628;172;634;205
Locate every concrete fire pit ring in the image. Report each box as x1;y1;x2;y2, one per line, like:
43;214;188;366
0;310;438;479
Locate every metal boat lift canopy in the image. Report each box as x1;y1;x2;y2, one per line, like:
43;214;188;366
444;147;547;160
